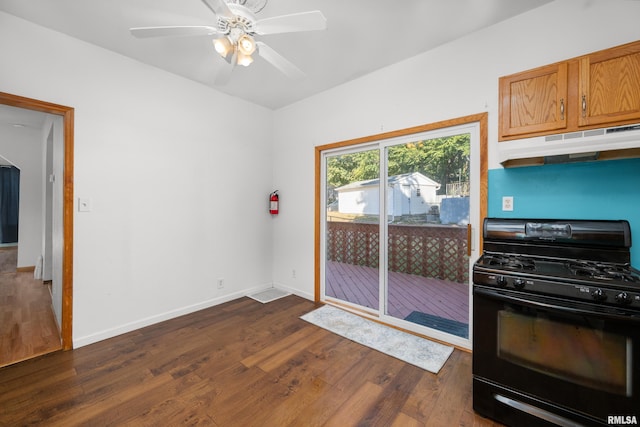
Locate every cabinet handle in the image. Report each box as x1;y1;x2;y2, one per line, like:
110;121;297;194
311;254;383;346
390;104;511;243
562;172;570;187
582;94;587;118
560;98;565;120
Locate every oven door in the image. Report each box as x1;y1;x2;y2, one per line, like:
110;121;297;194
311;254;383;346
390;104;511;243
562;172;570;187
473;285;640;427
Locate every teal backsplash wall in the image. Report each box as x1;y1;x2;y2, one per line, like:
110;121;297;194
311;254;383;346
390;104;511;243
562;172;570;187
488;158;640;267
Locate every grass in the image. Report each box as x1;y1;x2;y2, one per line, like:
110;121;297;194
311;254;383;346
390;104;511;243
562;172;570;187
327;212;440;225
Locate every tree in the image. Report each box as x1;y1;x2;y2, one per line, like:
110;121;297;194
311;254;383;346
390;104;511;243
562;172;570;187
419;134;470;195
328;134;470;196
326;149;379;188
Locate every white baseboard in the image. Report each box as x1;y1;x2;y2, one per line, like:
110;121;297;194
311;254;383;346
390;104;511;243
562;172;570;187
272;282;314;301
73;282;314;349
74;284;267;348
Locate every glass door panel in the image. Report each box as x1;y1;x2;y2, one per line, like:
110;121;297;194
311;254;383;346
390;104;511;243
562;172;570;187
324;149;380;310
384;134;471;338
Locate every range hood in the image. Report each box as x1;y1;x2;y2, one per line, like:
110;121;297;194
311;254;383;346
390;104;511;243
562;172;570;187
498;123;640;167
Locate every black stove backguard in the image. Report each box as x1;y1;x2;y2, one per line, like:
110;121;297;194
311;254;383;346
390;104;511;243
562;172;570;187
473;218;640;427
482;218;632;264
483;218;631;247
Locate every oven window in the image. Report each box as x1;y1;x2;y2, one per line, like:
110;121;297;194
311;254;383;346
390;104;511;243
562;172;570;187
497;309;631;396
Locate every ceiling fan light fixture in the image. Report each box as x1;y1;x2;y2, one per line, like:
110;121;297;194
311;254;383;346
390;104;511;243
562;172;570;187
237;34;256;55
213;36;234;58
131;0;327;79
237;51;254;67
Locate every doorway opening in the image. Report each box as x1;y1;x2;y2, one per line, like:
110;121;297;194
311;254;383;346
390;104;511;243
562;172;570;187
0;91;74;352
0;165;20;246
315;114;487;349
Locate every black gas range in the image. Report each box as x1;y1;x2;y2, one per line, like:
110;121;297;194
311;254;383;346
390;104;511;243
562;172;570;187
473;218;640;310
473;218;640;427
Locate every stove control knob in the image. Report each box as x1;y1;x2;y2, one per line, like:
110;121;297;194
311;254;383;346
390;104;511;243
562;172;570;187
591;288;607;302
496;276;508;288
513;278;526;289
615;292;632;305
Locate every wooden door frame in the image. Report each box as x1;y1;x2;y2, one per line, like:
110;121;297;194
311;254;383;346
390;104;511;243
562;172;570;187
314;113;488;302
0;91;74;350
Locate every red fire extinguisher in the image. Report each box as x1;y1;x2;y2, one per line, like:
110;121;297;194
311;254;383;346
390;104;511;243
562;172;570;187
269;191;279;215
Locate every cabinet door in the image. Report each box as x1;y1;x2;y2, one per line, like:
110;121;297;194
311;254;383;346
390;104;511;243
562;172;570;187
499;62;568;140
579;42;640;127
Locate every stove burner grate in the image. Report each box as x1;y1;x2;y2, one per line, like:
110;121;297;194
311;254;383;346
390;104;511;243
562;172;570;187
484;254;535;271
566;261;640;282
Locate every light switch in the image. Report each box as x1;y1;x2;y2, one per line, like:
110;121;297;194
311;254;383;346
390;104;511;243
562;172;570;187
78;198;92;212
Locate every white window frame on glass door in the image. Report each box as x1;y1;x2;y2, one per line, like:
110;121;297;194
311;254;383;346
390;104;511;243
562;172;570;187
379;123;479;349
320;142;381;317
316;114;487;350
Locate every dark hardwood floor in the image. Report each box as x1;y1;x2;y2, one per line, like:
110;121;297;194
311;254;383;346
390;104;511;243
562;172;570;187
0;246;62;367
0;295;503;426
0;246;18;273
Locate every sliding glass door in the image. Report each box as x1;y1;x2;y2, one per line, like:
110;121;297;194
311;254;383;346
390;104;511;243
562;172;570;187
324;147;380;313
319;118;483;348
384;134;471;340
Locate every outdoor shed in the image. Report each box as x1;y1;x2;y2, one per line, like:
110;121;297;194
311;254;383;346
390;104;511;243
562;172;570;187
335;172;440;216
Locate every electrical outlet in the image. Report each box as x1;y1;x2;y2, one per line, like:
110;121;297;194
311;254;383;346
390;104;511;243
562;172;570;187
292;269;296;279
502;196;514;212
217;278;224;289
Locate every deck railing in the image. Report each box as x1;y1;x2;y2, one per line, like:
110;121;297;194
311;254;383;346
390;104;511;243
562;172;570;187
327;222;469;283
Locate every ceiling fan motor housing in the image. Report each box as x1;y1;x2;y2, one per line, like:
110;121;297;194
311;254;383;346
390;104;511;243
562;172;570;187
218;4;257;38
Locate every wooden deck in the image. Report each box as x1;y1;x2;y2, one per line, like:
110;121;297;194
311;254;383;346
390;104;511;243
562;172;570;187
326;261;469;325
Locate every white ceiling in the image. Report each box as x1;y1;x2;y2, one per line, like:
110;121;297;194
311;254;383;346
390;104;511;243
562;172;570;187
0;0;553;110
0;105;48;130
0;105;50;165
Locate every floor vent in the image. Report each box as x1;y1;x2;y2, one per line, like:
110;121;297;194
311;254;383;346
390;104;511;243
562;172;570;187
248;288;291;303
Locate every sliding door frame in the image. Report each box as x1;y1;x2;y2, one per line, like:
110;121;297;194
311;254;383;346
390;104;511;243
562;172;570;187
314;113;488;347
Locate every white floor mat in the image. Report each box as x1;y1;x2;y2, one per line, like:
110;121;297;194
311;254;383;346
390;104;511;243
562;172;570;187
301;304;454;374
248;288;291;304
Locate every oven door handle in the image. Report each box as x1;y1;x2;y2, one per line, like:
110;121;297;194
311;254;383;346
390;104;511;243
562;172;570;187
474;287;640;323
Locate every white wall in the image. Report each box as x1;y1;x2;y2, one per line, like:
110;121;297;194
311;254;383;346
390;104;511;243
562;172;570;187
2;0;640;346
0;124;44;268
271;0;640;297
0;11;275;347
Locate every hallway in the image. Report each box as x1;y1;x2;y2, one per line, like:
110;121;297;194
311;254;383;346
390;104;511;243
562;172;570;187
0;246;61;367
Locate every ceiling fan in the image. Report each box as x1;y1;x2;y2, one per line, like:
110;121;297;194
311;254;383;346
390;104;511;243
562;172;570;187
130;0;327;83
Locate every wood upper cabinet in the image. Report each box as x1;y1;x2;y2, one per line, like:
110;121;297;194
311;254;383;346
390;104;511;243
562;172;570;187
499;40;640;141
499;62;568;139
578;42;640;127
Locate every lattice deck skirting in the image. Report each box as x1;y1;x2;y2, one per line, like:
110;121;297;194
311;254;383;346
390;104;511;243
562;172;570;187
326;222;468;283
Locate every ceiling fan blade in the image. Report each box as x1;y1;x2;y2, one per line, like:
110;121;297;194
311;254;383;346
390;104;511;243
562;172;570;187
130;26;218;38
254;11;327;35
213;50;237;85
223;50;237;65
215;62;235;85
256;42;305;79
201;0;235;20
